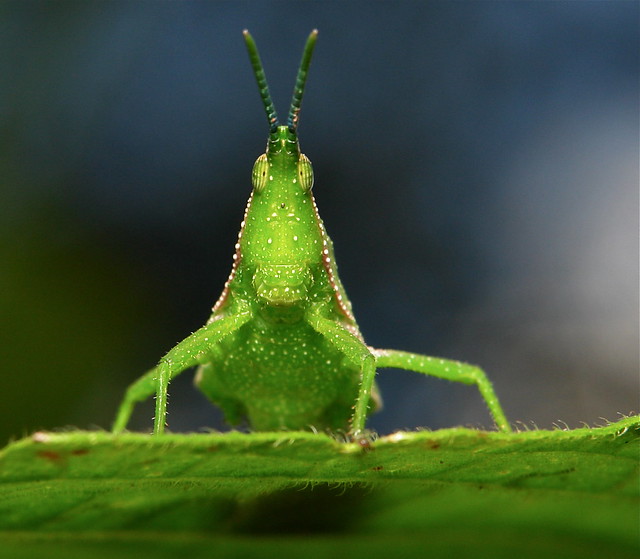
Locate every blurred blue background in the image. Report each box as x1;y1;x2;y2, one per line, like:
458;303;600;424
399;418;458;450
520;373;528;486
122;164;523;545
1;1;637;444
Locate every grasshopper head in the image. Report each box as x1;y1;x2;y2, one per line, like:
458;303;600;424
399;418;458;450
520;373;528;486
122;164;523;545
242;126;321;315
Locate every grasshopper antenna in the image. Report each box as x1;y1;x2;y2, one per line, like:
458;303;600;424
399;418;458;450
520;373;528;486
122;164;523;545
243;29;279;133
287;29;318;133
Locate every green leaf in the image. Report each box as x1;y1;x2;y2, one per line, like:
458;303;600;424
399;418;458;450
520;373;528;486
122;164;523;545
0;416;638;558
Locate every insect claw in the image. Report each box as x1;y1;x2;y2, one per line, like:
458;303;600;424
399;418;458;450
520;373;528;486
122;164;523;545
348;429;376;451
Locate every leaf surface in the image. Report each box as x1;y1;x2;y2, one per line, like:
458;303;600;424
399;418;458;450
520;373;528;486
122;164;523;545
0;416;638;558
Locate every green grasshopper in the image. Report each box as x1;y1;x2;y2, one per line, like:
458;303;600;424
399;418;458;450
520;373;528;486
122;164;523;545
113;30;511;438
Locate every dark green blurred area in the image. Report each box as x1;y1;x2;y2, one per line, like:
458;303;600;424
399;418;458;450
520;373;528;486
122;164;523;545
0;198;160;442
1;1;637;445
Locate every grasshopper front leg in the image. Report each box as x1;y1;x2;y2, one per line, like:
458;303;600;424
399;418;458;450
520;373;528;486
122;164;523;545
372;349;512;432
307;311;377;437
112;310;251;434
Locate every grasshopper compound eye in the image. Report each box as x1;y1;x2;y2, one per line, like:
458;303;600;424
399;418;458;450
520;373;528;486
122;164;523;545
297;154;313;192
251;154;269;193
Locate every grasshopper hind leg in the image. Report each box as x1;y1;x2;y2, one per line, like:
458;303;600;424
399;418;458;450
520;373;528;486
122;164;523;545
372;348;511;433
